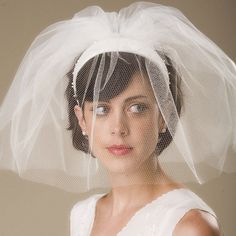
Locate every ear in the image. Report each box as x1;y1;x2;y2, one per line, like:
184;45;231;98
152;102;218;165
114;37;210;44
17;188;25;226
158;113;166;132
74;105;86;132
158;99;174;132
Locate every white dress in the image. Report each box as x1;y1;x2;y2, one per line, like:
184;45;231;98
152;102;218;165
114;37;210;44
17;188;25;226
70;188;219;236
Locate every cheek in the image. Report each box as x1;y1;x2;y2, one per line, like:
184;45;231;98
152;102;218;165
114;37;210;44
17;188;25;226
133;113;159;144
85;120;106;149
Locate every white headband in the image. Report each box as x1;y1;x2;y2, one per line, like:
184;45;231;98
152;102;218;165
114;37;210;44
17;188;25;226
72;37;169;99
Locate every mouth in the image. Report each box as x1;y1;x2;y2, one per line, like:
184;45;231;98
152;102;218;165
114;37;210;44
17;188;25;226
107;145;133;156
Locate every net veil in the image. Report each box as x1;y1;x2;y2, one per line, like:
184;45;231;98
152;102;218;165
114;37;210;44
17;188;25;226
0;2;236;193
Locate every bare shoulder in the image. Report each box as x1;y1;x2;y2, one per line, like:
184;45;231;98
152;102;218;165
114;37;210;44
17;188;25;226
173;209;221;236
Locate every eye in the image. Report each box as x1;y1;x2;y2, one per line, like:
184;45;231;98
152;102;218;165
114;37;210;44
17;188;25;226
129;103;148;113
93;105;109;116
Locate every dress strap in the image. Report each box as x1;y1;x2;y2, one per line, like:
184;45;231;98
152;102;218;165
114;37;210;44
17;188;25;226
70;193;105;236
158;189;217;235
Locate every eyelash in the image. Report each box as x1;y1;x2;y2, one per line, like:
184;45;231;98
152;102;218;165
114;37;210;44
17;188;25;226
91;105;109;116
129;103;149;113
90;103;149;116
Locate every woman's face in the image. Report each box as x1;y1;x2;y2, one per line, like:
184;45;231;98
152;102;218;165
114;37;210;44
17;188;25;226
75;72;164;174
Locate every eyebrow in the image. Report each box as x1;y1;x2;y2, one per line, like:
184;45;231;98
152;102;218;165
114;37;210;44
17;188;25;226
124;95;148;103
98;95;148;103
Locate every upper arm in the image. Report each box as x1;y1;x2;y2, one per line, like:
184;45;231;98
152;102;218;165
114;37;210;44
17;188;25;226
173;209;221;236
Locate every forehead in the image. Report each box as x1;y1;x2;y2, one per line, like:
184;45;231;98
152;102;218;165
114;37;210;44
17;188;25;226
101;72;156;103
126;72;152;92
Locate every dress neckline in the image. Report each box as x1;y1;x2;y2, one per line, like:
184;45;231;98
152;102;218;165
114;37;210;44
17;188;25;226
88;187;187;235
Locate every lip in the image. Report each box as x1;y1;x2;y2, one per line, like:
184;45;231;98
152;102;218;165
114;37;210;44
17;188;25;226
107;145;133;156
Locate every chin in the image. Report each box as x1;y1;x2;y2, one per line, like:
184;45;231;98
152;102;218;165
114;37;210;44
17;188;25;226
95;149;152;175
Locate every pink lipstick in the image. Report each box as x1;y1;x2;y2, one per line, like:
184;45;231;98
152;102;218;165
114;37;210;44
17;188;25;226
107;145;133;156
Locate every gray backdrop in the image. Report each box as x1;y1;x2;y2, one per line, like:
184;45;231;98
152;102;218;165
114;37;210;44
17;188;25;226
0;0;235;235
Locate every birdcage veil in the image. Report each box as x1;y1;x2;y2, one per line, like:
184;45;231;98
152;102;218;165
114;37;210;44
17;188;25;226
0;2;236;193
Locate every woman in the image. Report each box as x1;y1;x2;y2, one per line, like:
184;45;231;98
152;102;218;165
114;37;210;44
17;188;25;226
0;2;235;235
68;52;220;235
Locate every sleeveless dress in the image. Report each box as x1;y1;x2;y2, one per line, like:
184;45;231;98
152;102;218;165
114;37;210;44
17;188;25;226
70;188;219;236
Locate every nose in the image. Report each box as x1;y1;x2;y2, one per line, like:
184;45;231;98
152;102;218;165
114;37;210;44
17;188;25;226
110;112;129;137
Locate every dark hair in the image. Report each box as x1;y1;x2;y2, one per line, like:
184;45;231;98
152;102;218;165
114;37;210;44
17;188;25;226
65;52;183;156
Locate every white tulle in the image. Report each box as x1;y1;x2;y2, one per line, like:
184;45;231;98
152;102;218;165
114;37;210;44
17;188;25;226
0;2;236;193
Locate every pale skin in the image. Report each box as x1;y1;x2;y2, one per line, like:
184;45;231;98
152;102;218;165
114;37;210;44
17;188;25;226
74;73;220;236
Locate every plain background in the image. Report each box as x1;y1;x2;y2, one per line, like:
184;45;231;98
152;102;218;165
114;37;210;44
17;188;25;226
0;0;235;235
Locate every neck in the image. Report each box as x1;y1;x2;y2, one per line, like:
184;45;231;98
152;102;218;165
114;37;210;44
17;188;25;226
103;157;181;216
108;155;168;187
